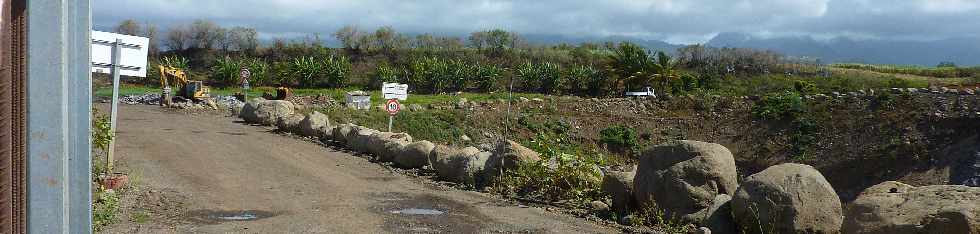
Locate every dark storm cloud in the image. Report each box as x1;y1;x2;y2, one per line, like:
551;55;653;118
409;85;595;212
93;0;980;44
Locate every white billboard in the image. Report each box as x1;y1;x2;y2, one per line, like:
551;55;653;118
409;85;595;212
91;31;150;77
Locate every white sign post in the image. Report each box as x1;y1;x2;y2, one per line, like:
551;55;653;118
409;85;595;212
91;31;149;172
240;68;251;101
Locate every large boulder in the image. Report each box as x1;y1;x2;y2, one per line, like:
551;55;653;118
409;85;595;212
843;182;980;234
633;140;739;223
239;98;264;121
347;128;380;153
432;147;489;185
243;100;295;125
601;169;637;215
331;124;356;144
703;194;738;234
316;126;335;141
731;163;842;234
394;141;435;169
274;113;305;132
485;140;542;179
299;111;330;137
367;132;413;161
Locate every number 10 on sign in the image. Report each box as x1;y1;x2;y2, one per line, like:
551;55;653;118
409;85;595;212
386;99;400;132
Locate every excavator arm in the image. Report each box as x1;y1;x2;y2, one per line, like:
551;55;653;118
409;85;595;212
158;65;188;89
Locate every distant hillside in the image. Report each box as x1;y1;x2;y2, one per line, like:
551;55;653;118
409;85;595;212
706;32;980;66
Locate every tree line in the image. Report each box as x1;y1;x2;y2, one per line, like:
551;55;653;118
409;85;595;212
117;19;827;97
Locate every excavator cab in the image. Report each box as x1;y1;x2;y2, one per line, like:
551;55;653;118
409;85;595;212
183;81;210;100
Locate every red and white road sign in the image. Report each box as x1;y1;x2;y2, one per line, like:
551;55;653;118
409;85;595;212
385;99;400;115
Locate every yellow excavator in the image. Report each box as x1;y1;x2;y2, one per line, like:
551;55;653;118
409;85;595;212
158;65;210;106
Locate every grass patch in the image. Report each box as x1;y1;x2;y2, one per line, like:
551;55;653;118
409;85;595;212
130;209;151;224
320;107;471;145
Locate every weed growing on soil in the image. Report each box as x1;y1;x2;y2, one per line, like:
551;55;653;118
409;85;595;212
600;125;639;154
92;109;113;158
491;152;606;207
491;120;607;207
93;186;120;232
629;202;692;233
130;209;151;224
752;91;805;121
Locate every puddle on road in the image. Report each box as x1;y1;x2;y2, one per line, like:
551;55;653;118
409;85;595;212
390;208;444;215
185;210;277;224
371;192;488;233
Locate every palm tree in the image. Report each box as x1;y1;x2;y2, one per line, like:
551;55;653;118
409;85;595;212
650;51;694;92
608;42;652;92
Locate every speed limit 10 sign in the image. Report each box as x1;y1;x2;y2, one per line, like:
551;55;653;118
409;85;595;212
385;99;400;115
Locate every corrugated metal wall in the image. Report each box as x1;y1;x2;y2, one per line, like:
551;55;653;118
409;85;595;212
1;0;27;233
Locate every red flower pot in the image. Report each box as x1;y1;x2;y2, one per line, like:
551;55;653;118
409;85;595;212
100;173;129;190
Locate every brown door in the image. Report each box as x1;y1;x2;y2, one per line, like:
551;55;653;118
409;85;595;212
1;0;27;233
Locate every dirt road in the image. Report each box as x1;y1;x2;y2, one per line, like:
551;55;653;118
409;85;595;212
102;104;616;233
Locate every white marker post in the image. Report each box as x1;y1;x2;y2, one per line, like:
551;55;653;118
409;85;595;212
240;68;251;101
91;31;149;172
382;82;408;132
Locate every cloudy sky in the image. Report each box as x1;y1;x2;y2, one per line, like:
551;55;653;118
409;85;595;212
93;0;980;44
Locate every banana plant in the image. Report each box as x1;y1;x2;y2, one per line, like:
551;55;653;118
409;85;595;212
210;56;241;85
474;63;502;92
322;55;351;88
373;62;399;88
290;56;323;87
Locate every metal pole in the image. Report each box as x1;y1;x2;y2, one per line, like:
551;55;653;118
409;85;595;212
107;39;122;172
27;0;92;232
388;115;393;132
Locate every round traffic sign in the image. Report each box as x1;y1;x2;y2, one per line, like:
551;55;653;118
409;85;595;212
240;68;251;83
385;99;400;115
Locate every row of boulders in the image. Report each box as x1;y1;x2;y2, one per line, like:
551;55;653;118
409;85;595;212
238;98;542;187
239;98;978;233
603;140;980;234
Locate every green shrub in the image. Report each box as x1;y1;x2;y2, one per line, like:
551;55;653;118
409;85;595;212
289;55;351;88
291;56;324;87
92;187;120;232
406;57;473;94
371;62;400;89
794;80;817;94
92;109;113;158
565;65;604;95
474;63;502;92
321;55;352;88
630;202;692;233
210;57;241;86
516;62;564;94
752;91;805;121
600;125;638;153
242;58;270;86
790;118;818;160
491;131;605;207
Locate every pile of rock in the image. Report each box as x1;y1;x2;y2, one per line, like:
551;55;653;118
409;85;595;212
120;93;161;105
213;95;244;109
602;140;980;234
238;98;542;187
